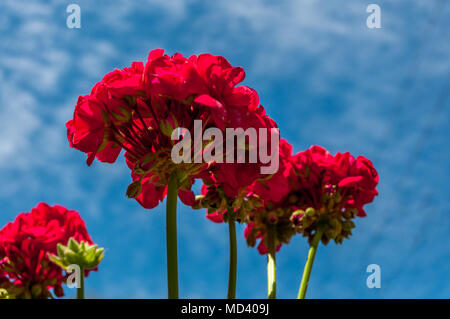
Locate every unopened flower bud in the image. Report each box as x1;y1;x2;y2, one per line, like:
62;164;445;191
0;288;11;299
290;210;304;226
343;220;355;231
31;284;43;298
49;237;104;271
342;210;352;219
265;202;274;211
126;181;142;199
160;119;176;137
192;195;206;209
325;228;336;240
267;211;278;224
292;209;304;218
305;207;315;217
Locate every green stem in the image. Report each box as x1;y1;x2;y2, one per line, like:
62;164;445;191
267;224;276;299
166;171;179;299
77;266;84;299
227;219;237;299
297;228;323;299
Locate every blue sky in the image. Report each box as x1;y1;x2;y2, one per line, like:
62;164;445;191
0;0;449;298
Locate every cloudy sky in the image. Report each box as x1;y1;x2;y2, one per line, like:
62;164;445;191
0;0;449;298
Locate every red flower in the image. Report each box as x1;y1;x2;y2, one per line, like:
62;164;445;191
143;49;204;101
190;54;259;129
66;95;122;166
92;61;144;99
67;48;276;211
250;139;294;203
280;146;379;244
209;105;279;199
199;139;292;255
290;148;379;217
243;144;379;252
237;139;296;255
0;203;95;298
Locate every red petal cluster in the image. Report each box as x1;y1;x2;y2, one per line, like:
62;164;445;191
249;139;295;203
244;145;379;254
290;146;379;217
0;203;94;298
66;49;275;209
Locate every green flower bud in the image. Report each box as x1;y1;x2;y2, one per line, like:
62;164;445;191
68;237;81;253
305;207;315;217
126;181;142;199
325;228;336;240
267;211;278;224
49;237;104;271
0;288;11;299
343;220;355;231
133;166;146;175
160;119;175;137
31;284;42;298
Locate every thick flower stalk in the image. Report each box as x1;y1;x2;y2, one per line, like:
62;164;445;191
0;203;97;299
66;49;271;298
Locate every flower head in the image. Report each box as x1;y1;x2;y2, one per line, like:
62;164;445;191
286;146;378;244
0;203;96;298
67;49;276;210
243;144;379;253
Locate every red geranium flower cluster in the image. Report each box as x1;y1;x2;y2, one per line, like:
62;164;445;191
0;203;95;298
194;130;284;230
196;139;293;253
243;144;379;254
66;49;275;209
289;146;379;244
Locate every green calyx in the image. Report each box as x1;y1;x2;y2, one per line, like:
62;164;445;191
126;180;143;199
49;237;104;270
0;288;12;299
